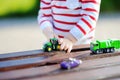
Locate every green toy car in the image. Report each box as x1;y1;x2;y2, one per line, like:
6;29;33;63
90;39;120;54
43;38;61;52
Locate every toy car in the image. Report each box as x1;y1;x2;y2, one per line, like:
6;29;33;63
60;58;82;69
43;38;61;52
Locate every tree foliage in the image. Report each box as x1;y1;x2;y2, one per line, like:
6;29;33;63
0;0;120;17
101;0;120;12
0;0;39;17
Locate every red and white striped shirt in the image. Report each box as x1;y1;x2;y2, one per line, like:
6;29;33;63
38;0;101;44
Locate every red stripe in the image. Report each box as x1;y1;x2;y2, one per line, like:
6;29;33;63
76;24;86;35
41;6;51;9
80;0;98;4
53;18;76;25
54;26;69;32
43;14;52;17
58;35;64;38
81;18;92;29
52;5;68;9
83;8;97;12
39;20;50;25
52;11;82;17
41;0;51;5
89;15;96;21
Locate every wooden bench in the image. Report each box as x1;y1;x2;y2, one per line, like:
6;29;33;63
0;44;120;80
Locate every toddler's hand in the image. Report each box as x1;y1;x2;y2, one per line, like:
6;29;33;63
58;38;73;53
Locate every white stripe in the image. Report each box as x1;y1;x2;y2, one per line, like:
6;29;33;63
52;15;80;23
51;0;82;8
51;0;65;6
40;21;53;30
38;16;52;23
41;2;51;7
82;3;100;11
52;7;81;14
39;9;51;15
54;29;69;36
96;0;101;4
53;21;74;30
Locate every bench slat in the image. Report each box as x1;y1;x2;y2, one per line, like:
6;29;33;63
0;55;120;80
0;51;90;71
0;44;90;61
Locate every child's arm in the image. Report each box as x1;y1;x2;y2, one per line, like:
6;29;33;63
59;0;101;53
38;0;54;40
69;0;101;41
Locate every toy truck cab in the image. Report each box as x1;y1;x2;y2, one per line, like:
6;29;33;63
90;41;99;53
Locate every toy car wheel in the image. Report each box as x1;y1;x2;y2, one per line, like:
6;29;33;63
110;48;115;53
106;48;110;53
47;47;52;52
56;45;60;50
96;50;100;54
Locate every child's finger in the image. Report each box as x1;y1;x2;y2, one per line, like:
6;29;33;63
67;45;72;53
64;44;69;51
60;42;65;50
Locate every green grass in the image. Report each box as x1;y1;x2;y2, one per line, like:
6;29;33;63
0;0;38;17
0;0;120;17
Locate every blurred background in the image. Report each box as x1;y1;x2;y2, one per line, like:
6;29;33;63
0;0;120;53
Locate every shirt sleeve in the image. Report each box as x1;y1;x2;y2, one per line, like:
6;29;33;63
70;0;101;40
37;0;53;30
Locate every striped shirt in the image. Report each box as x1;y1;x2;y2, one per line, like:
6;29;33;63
38;0;101;44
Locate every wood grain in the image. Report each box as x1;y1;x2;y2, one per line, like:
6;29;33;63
0;44;120;80
0;51;90;72
0;44;90;61
0;55;120;80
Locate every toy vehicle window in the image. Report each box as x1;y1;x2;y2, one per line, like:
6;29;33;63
90;44;93;47
95;44;98;46
93;44;98;46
